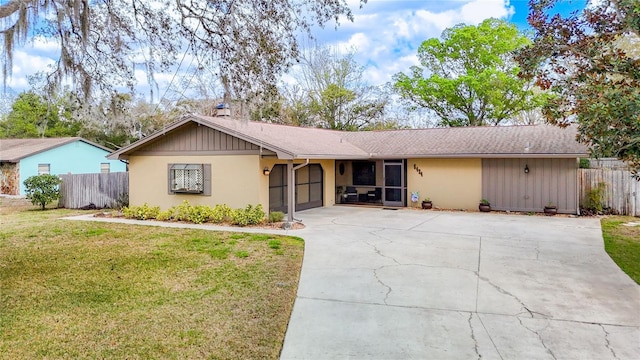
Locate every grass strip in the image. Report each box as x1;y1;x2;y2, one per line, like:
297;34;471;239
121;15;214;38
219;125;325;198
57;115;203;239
601;216;640;284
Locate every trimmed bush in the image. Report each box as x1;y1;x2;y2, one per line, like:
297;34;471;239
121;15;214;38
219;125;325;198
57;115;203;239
172;200;193;221
156;209;175;221
122;203;160;220
210;204;233;223
188;205;214;224
123;202;265;226
231;204;266;226
268;211;285;223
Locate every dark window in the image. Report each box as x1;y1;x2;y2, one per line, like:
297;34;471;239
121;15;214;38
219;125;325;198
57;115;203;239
353;161;376;186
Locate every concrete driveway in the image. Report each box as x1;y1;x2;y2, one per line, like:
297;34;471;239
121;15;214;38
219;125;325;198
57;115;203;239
280;207;640;359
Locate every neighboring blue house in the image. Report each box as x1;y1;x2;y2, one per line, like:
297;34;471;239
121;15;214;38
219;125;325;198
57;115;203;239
0;137;127;195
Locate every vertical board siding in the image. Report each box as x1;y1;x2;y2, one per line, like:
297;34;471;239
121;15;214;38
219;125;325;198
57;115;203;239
136;123;260;153
579;169;640;216
483;158;578;213
59;172;128;209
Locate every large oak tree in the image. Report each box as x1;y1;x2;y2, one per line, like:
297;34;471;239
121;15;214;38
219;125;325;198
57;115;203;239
516;0;640;173
0;0;365;103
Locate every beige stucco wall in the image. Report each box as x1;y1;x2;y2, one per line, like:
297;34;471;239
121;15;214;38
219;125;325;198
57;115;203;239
128;155;262;210
407;158;482;210
259;158;336;209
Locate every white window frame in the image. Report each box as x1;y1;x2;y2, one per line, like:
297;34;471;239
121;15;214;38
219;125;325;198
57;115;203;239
100;163;110;174
38;164;50;175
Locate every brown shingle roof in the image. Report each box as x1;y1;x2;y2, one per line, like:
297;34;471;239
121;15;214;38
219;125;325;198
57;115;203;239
108;115;588;160
0;137;113;162
343;125;587;158
196;116;370;159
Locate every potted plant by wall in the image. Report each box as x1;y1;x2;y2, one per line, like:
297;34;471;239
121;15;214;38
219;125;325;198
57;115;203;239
479;199;491;212
544;201;557;216
422;198;433;209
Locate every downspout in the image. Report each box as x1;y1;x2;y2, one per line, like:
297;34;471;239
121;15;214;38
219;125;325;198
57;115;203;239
576;158;581;216
286;159;310;226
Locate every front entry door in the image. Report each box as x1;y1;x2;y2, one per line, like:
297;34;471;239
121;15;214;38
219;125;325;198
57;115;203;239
383;160;404;207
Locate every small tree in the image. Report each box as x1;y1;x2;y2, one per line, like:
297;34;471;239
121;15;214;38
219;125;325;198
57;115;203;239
23;174;62;210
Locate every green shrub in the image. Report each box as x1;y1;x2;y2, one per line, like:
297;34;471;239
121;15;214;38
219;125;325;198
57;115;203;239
23;174;62;210
268;211;285;223
231;204;265;226
579;158;590;169
172;200;193;221
122;203;160;220
586;182;607;212
210;204;233;223
156;209;174;221
187;205;214;224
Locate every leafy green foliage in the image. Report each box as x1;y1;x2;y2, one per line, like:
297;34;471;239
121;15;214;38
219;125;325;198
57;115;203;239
125;202;264;226
585;182;607;213
0;92;81;138
210;204;233;223
517;0;640;174
122;203;160;220
23;174;62;210
579;158;591;169
268;211;285;223
394;18;544;127
230;205;266;227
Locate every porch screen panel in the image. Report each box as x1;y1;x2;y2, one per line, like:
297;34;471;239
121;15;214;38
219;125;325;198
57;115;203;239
297;184;310;203
269;164;288;213
269;163;323;212
309;165;323;203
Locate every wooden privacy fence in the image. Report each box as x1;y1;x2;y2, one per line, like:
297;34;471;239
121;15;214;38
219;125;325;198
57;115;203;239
579;169;640;216
59;172;128;209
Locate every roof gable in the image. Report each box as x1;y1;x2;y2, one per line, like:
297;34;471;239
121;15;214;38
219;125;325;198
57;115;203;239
133;122;269;155
0;137;114;162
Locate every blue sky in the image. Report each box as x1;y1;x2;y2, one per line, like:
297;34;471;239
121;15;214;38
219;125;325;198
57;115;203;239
2;0;587;103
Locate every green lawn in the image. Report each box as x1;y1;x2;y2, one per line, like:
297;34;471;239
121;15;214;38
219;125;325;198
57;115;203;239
601;216;640;285
0;206;304;359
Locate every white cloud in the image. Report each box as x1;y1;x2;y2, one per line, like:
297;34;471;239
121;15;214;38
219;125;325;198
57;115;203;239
460;0;515;24
313;0;516;85
336;32;371;53
7;50;56;89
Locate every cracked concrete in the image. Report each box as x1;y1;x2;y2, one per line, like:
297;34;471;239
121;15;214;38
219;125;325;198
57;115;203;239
280;207;640;359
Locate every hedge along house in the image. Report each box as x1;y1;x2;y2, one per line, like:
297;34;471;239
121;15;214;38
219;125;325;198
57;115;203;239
108;114;588;220
0;137;127;195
